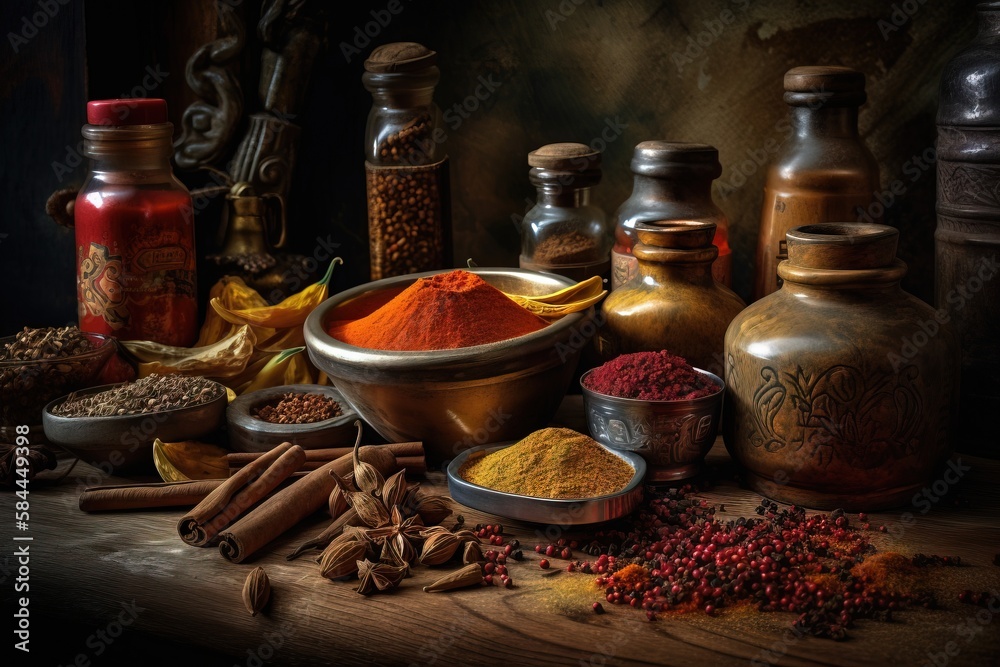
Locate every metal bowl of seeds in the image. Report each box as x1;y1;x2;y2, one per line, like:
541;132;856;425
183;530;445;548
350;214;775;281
226;383;360;453
41;373;228;474
0;327;122;439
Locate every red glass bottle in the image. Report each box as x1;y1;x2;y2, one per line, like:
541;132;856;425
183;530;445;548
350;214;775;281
74;99;198;346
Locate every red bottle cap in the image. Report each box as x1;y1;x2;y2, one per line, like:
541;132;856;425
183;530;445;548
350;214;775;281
86;98;168;126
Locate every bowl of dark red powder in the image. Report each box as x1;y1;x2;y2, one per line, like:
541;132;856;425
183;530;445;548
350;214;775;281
303;268;599;463
580;350;723;482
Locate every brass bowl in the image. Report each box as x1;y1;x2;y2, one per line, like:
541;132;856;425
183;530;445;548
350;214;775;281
580;368;724;482
303;268;598;465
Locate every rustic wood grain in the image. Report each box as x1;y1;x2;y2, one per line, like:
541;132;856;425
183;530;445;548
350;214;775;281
5;396;999;666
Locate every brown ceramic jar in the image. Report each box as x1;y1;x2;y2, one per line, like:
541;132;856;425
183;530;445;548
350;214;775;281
598;221;746;377
754;66;881;301
725;223;959;511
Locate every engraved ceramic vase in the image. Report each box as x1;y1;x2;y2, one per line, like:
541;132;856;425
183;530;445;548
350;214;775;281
724;223;959;510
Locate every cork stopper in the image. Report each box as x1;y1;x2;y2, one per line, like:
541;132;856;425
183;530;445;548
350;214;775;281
528;143;601;171
364;42;437;73
629;141;722;180
783;66;867;107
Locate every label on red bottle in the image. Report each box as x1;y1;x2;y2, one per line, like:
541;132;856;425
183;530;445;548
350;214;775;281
134;246;188;271
78;242;130;329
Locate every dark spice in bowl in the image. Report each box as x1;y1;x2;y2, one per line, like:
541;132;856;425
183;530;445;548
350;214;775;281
584;350;721;400
253;392;342;424
52;373;224;417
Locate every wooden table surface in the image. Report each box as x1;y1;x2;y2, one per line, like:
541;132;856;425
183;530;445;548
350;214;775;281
3;396;999;667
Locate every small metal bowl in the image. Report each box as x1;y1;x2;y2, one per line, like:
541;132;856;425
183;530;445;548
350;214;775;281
0;332;120;438
446;442;646;525
226;384;359;453
41;380;228;474
580;368;724;482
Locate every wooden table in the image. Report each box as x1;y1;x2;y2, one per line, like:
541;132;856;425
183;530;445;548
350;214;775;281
4;397;999;666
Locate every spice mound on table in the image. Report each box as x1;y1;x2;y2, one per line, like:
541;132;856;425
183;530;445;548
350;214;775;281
327;269;550;351
584;349;720;401
458;427;634;499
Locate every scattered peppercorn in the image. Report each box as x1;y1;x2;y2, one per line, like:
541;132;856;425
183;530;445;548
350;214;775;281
539;559;550;569
592;602;605;614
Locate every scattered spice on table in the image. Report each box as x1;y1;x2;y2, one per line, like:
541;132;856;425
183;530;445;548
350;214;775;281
327;269;549;351
1;325;95;360
584;349;720;400
553;485;959;639
458;427;634;499
52;373;224;417
253;392;342;424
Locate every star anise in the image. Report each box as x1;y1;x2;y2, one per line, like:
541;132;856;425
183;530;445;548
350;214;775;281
356;558;407;596
366;505;425;568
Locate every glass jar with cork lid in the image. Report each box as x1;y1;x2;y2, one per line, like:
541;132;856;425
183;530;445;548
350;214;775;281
363;42;452;280
519;143;610;282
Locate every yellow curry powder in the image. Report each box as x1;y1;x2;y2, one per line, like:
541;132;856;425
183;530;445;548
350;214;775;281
458;427;634;499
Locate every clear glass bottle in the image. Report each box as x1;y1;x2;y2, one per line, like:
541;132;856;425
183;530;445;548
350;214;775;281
74;98;198;346
519;143;610;282
611;141;732;290
363;42;451;280
754;66;881;301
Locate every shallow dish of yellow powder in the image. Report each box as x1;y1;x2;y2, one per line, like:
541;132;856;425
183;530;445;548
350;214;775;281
446;427;646;525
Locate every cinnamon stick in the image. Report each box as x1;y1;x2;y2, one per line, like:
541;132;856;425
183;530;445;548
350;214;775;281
178;442;307;547
225;443;424;471
79;480;225;512
217;441;423;563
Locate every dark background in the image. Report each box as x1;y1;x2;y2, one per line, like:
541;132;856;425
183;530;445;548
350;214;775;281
0;0;978;331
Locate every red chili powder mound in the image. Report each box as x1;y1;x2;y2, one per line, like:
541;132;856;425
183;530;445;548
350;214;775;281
584;350;721;401
327;270;550;351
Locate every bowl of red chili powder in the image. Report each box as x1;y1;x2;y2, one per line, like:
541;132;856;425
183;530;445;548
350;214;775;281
580;350;723;482
303;268;600;463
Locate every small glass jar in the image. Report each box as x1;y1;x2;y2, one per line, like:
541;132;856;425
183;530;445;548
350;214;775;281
518;143;610;282
74;98;198;346
363;42;452;280
611;141;732;290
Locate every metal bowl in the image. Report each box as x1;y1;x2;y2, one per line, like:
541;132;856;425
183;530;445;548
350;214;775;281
446;442;645;525
0;332;120;438
580;368;724;482
303;268;598;465
226;383;360;453
41;380;228;474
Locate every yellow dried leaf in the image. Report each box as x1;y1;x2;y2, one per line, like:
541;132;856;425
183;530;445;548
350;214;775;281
123;325;257;378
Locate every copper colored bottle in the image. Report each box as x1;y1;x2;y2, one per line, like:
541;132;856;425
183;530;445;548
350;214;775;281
754;66;881;301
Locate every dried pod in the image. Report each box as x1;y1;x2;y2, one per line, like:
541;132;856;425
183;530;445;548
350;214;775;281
419;531;462;566
328;483;348;519
452;529;480;543
356;558;407;596
319;540;367;580
348;490;390;528
423;563;484;593
462;541;484;564
413;494;453;526
380;469;408;509
418;525;451;540
351;422;384;495
242;566;271;616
